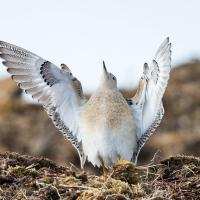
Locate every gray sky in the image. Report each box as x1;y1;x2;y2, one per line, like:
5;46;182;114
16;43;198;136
0;0;200;93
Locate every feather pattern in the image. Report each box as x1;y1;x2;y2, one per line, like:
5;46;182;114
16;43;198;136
130;38;171;162
0;41;86;167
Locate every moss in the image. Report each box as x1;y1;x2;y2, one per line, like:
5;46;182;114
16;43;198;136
111;160;140;185
104;178;131;194
10;166;38;177
189;165;200;173
131;184;145;198
62;176;82;185
78;178;135;200
1;152;200;199
39;176;54;184
88;177;104;188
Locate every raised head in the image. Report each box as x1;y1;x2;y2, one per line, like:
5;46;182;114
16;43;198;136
100;61;117;89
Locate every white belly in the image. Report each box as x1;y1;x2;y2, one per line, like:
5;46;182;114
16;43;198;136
80;121;137;168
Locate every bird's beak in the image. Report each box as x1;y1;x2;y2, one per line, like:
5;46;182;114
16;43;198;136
103;61;108;76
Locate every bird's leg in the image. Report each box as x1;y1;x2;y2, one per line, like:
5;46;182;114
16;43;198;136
102;164;108;177
100;158;108;177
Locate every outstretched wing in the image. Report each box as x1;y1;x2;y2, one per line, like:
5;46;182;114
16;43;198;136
130;38;171;162
0;41;86;167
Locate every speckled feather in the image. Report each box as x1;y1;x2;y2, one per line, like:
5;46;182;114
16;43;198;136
0;38;171;168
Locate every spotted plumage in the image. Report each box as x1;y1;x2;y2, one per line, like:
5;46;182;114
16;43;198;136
0;38;171;168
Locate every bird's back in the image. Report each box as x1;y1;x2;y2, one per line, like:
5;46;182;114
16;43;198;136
80;88;134;132
79;87;137;167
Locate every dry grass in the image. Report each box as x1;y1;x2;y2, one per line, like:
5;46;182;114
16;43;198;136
0;152;199;199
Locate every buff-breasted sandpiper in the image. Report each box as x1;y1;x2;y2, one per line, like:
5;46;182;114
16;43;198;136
0;38;171;173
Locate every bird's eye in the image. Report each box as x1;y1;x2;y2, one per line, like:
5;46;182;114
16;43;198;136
112;77;116;80
69;72;72;76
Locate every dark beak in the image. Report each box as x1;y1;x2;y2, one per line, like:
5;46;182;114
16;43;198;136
103;61;108;75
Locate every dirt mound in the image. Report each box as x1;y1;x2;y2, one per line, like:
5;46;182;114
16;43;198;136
0;152;199;199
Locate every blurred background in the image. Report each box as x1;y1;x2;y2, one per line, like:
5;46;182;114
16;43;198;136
0;0;199;170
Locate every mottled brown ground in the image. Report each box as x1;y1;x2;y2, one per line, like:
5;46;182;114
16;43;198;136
0;152;199;199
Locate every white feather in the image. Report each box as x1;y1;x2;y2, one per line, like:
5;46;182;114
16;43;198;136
131;37;171;143
0;40;86;167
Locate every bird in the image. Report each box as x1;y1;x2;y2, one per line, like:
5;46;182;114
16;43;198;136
0;38;171;174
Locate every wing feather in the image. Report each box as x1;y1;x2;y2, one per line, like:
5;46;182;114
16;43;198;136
3;61;34;69
0;41;86;167
130;38;171;162
7;68;36;75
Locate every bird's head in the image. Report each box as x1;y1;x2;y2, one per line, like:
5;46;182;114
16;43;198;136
100;61;117;89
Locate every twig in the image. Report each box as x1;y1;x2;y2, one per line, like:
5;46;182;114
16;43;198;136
183;165;196;176
69;162;81;172
59;184;95;190
26;163;39;169
149;150;162;165
21;189;28;200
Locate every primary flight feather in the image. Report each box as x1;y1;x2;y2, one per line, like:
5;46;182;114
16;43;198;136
0;38;171;169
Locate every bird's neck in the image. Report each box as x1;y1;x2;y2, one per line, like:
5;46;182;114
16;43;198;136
97;84;113;92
